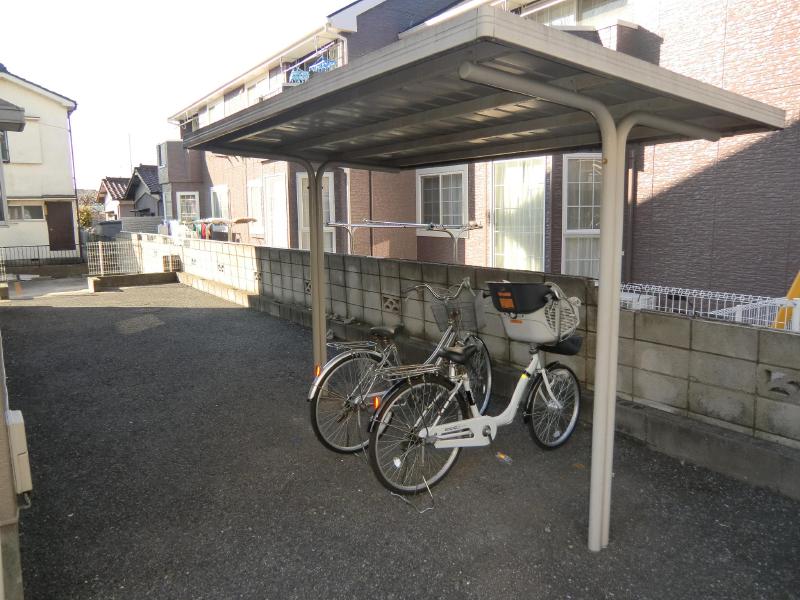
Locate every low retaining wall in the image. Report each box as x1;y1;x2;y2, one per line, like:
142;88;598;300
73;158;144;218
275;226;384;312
5;264;87;279
131;234;800;453
88;272;178;292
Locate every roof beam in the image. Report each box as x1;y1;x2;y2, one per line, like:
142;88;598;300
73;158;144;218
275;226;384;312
243;73;621;151
345;96;687;159
390;131;604;167
386;120;717;168
201;143;399;173
265;91;530;150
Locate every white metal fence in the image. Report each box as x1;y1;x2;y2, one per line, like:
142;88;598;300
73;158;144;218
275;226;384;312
86;242;141;276
620;283;799;331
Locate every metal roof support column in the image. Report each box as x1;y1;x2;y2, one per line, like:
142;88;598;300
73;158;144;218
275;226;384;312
600;113;720;546
313;163;331;367
299;159;330;370
459;62;619;552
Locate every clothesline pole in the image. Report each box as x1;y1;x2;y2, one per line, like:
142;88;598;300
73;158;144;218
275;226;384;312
325;219;482;262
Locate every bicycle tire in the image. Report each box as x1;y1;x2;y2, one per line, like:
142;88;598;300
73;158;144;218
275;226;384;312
462;333;493;415
526;363;580;450
368;374;468;494
310;351;384;453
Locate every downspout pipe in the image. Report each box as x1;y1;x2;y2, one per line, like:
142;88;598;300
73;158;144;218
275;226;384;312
459;61;619;552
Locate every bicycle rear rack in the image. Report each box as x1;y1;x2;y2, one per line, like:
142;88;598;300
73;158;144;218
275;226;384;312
327;340;378;352
376;363;442;381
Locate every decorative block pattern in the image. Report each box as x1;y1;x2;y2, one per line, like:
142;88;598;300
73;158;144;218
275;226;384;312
133;235;800;450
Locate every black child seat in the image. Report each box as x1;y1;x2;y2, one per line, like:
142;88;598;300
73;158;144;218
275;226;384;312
370;325;404;340
487;281;552;314
436;344;478;365
539;335;583;356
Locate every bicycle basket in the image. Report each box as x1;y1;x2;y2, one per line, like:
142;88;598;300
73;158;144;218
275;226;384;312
496;282;581;345
430;287;486;333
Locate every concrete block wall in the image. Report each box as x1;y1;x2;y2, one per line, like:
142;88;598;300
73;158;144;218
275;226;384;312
130;234;800;450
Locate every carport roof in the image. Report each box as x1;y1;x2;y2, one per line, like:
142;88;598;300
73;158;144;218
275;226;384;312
182;7;785;169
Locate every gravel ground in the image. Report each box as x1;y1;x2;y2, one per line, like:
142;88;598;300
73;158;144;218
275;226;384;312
0;282;798;600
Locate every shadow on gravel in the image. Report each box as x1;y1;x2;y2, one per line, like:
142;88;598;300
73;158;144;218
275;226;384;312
0;289;798;600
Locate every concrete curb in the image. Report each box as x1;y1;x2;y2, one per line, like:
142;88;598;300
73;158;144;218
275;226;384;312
88;272;178;292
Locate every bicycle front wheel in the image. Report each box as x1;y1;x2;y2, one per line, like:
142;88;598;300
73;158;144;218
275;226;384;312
369;375;468;494
463;334;492;415
311;352;384;453
527;364;580;450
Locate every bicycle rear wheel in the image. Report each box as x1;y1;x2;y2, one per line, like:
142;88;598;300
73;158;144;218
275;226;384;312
369;374;468;494
526;364;580;450
310;352;383;453
462;334;492;415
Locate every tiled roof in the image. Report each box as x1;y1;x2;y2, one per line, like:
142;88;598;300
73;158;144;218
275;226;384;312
135;165;160;194
101;177;129;200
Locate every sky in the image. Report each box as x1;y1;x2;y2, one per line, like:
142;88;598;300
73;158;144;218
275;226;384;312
1;0;346;189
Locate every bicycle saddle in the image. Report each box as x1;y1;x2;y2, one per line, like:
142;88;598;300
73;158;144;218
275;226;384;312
539;335;583;356
370;325;404;340
436;344;478;365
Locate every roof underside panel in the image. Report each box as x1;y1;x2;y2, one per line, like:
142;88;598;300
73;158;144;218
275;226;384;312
183;8;785;170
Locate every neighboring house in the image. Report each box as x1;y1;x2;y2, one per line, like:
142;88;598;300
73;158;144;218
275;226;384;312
157;140;206;225
96;176;130;220
168;0;799;296
123;164;162;216
0;63;79;258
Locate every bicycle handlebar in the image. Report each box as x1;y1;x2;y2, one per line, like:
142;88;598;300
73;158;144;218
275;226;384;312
402;278;471;302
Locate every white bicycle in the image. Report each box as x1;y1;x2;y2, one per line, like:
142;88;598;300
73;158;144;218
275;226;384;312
368;281;582;494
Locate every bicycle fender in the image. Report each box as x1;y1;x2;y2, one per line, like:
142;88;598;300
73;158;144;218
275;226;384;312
307;349;384;402
367;380;406;432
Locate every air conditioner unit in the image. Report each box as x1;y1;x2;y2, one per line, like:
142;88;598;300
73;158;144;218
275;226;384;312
6;410;32;494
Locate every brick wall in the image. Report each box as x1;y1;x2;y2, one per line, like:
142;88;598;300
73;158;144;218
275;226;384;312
343;0;459;60
628;0;800;296
369;170;417;260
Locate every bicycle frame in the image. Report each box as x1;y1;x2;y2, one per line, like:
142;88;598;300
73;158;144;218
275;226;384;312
307;323;461;402
418;350;546;449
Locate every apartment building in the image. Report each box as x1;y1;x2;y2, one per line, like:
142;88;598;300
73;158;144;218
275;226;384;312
0;63;79;258
168;0;798;296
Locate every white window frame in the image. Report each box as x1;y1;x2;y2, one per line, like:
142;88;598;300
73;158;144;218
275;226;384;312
415;164;468;237
177;191;199;223
561;152;602;277
489;156;547;271
7;202;45;221
247;179;265;236
210;184;229;220
295;172;336;252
